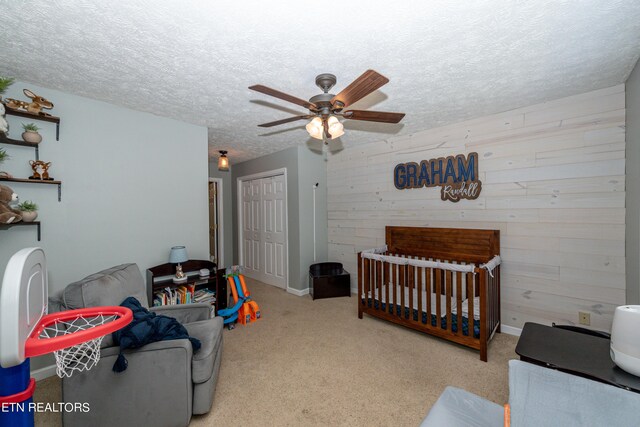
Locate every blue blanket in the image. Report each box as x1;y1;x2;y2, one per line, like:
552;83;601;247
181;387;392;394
111;297;201;372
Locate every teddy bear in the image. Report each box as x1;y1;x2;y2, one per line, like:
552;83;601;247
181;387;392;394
0;103;8;135
0;183;22;224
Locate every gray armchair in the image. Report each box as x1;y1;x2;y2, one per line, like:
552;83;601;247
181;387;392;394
49;263;223;427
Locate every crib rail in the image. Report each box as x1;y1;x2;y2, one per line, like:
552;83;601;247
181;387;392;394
357;250;501;361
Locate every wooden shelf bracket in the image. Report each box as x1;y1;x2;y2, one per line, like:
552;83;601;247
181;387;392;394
0;221;41;241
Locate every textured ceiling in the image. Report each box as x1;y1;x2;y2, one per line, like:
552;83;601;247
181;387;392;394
1;1;640;164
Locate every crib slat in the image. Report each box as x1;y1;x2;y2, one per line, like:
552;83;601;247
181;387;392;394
408;265;415;322
496;266;501;332
371;259;376;306
376;260;382;310
446;270;452;333
456;271;462;336
363;258;370;307
392;262;397;315
487;273;496;332
426;268;432;323
492;271;498;332
371;260;376;305
417;266;423;324
467;272;474;337
384;261;390;314
479;271;488;362
400;263;406;319
358;253;363;319
435;268;442;323
493;273;497;332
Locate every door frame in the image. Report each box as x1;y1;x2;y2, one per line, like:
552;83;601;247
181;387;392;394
209;177;224;267
237;167;290;292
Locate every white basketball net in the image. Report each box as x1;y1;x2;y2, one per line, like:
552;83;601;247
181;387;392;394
39;314;118;378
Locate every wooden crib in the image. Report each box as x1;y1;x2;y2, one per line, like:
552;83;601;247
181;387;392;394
357;226;501;361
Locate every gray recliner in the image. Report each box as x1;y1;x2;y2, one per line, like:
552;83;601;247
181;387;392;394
49;263;223;427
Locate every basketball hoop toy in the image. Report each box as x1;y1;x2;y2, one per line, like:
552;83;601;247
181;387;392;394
0;248;132;427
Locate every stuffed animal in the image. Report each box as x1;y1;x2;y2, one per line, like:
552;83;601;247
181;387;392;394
0;103;8;135
0;183;22;224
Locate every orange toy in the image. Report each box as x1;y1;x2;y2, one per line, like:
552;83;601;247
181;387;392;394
248;301;261;320
224;271;261;327
239;275;250;297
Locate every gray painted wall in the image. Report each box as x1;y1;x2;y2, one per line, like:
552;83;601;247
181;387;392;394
229;144;328;291
626;60;640;304
296;145;328;289
0;82;209;370
231;146;301;288
208;165;233;267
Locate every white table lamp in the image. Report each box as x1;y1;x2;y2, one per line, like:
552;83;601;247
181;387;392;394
169;246;188;283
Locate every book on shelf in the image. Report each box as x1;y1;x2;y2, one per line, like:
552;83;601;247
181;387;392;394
153;283;216;307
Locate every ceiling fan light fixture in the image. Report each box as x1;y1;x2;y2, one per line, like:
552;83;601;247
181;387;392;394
306;117;324;140
218;150;230;171
250;70;404;140
327;115;344;139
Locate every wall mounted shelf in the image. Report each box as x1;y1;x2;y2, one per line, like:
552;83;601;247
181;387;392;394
0;221;41;241
0;135;40;160
0;177;62;201
4;109;61;141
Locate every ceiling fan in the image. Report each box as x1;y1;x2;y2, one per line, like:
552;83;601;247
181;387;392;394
249;69;405;141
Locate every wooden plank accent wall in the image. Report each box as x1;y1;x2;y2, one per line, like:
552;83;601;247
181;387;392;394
327;85;626;331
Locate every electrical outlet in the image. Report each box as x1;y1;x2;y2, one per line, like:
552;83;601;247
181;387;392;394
579;311;590;326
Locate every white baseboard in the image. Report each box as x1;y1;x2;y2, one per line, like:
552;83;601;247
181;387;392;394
31;364;57;381
500;324;522;337
287;287;309;297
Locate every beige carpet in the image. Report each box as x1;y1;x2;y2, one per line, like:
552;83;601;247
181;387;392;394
34;278;517;426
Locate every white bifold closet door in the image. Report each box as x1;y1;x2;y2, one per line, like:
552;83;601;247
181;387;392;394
241;174;287;288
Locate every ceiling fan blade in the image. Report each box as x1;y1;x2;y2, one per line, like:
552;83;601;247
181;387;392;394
343;110;405;123
249;85;317;110
331;70;389;108
258;115;312;128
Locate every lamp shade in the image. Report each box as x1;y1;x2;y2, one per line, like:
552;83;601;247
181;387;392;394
327;116;344;139
306;117;324;140
218;150;229;171
169;246;188;264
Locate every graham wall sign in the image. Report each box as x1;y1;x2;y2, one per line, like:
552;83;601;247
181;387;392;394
393;152;482;202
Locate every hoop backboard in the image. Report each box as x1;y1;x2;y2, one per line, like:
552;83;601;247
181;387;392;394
0;248;47;368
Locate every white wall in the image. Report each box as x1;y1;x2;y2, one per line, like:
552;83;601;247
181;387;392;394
327;85;625;331
0;81;209;298
626;60;640;304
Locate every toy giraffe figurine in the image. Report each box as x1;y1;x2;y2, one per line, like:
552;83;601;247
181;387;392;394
29;160;42;180
40;162;52;180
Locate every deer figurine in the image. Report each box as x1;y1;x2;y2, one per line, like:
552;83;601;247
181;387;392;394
5;89;54;116
29;160;42;180
40;161;52;180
